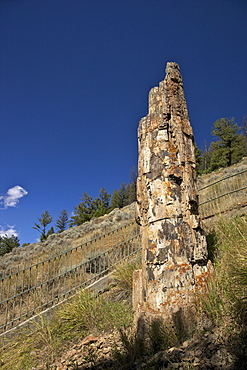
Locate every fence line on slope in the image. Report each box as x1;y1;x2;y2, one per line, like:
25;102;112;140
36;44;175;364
0;221;141;335
198;168;247;219
0;167;246;336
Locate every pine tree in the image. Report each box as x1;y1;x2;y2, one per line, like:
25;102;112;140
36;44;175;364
209;118;246;171
110;189;121;210
46;226;55;239
194;143;202;174
118;182;128;208
126;182;136;204
197;141;214;174
241;115;247;156
242;115;247;137
93;188;111;217
70;192;95;226
0;235;20;256
126;167;137;204
33;210;53;241
110;183;128;209
56;209;69;233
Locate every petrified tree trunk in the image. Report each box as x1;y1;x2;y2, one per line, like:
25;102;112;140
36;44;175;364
135;62;213;324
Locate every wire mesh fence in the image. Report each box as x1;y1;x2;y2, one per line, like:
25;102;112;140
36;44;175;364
0;221;141;335
1;168;246;336
198;168;247;219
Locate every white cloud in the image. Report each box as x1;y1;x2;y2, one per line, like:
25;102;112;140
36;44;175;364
0;185;28;209
0;225;18;238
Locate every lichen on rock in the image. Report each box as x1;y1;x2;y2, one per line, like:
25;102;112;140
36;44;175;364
135;62;213;323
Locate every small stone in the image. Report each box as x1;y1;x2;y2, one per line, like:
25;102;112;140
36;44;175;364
102;346;111;354
167;347;184;358
181;340;190;348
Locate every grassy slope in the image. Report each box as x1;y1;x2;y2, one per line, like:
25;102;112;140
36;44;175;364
1;216;247;369
199;215;247;367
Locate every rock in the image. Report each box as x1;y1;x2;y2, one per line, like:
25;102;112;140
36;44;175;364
79;334;100;345
48;326;237;370
134;61;213;325
166;346;184;362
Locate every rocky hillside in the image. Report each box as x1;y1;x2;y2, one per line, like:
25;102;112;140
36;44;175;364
1;158;246;273
49;327;235;370
198;157;247;188
0;203;136;274
198;157;247;227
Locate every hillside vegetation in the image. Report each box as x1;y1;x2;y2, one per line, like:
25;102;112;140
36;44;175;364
0;203;136;275
0;215;247;369
0;159;246;368
1;157;246;275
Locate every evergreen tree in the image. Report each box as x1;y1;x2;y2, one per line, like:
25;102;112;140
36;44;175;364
70;192;95;226
56;209;69;233
46;226;55;239
110;171;137;211
242;115;247;137
241;115;247;156
93;187;111;217
0;235;20;256
110;189;121;210
22;243;30;248
201;147;213;173
110;183;128;209
197;141;213;174
194;143;202;174
126;167;137;204
33;210;53;241
209;118;246;171
118;182;128;208
126;182;136;204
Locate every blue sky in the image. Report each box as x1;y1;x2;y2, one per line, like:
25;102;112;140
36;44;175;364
0;0;246;245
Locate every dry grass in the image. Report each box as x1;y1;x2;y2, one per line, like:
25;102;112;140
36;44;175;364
0;289;133;369
0;203;136;274
197;215;247;366
0;252;141;369
198;167;247;218
111;257;142;300
0;220;140;335
2;215;246;369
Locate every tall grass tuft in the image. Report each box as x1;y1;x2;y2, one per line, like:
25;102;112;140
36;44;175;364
198;215;247;366
0;290;133;369
55;290;133;338
112;257;142;300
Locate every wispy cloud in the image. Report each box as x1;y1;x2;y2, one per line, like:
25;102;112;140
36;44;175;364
0;225;18;238
0;185;28;209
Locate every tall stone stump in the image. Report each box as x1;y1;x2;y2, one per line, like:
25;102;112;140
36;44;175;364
135;62;213;327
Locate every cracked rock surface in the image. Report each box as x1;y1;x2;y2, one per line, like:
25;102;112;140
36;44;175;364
135;62;213;321
43;328;236;369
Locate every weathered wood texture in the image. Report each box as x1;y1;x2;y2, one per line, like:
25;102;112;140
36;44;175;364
135;62;213;323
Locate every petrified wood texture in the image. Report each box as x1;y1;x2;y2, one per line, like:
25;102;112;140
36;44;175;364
135;62;213;321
